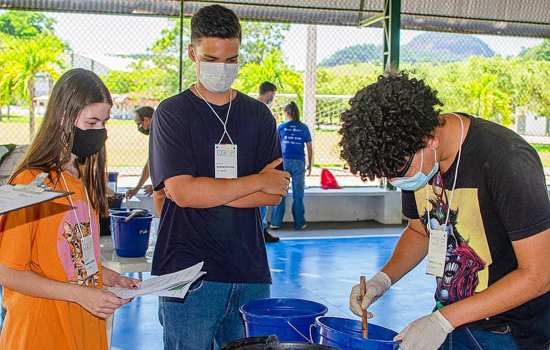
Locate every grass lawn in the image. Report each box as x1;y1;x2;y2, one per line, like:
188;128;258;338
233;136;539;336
0;119;347;172
3;117;549;173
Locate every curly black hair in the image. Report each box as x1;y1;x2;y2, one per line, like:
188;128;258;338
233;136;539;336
339;72;442;181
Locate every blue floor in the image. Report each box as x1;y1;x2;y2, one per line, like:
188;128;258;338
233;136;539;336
112;236;436;349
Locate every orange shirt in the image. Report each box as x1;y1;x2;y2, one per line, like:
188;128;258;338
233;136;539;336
0;170;107;350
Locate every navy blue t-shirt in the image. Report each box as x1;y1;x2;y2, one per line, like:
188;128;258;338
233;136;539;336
149;89;281;283
278;121;312;161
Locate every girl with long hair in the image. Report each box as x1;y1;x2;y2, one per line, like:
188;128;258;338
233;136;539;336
0;68;138;350
270;102;313;230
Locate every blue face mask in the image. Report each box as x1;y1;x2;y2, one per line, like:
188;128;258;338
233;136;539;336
390;150;439;191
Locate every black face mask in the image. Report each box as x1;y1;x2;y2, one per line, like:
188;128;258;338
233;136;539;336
138;126;150;135
71;127;107;158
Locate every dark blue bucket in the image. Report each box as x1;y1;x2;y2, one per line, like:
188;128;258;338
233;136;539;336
109;207;141;214
240;299;328;343
312;317;398;350
108;207;146;239
110;210;153;257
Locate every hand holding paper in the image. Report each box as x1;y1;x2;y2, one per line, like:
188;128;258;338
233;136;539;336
107;262;206;299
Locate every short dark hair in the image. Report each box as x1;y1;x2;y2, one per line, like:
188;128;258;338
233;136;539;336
259;81;277;95
191;5;241;43
284;102;300;122
339;71;442;180
134;106;154;122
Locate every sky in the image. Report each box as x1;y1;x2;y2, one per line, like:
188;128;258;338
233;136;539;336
21;12;544;71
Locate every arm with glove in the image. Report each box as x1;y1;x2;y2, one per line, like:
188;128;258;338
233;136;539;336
350;219;457;349
350;219;428;317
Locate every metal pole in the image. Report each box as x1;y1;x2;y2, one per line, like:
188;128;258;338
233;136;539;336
178;0;185;92
383;0;401;191
303;25;317;141
383;0;401;71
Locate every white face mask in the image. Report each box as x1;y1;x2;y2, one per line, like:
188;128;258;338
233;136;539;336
197;61;239;93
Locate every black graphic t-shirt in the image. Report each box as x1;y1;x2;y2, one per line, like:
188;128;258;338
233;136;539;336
402;115;550;349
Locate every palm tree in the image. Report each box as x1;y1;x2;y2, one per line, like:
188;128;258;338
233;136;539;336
0;33;64;138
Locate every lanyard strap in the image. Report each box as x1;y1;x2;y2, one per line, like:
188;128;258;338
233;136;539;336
60;172;92;240
195;86;234;145
426;114;465;228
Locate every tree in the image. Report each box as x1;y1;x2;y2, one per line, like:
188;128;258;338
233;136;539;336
148;18;194;95
0;11;57;121
234;50;303;106
104;19;292;101
0;11;55;38
240;21;290;65
103;62;177;100
316;63;381;95
151;19;290;66
0;33;65;137
521;39;550;61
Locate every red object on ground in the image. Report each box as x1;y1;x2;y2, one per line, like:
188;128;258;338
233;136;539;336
320;168;342;189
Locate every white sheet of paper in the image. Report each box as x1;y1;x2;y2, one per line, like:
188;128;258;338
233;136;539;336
107;262;205;299
0;184;69;215
150;278;200;298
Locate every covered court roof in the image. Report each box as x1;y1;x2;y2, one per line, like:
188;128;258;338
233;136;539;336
0;0;549;37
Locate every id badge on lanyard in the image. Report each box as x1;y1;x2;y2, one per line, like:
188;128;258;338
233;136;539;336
215;144;238;179
81;234;99;276
60;173;99;279
426;225;448;278
424;113;464;278
195;87;238;179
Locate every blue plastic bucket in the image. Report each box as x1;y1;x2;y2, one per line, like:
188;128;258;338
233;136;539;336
240;299;328;343
109;205;144;239
110;210;153;257
312;317;398;350
109;207;141;214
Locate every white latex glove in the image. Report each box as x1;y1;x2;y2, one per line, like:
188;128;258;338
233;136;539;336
349;271;392;317
395;310;454;350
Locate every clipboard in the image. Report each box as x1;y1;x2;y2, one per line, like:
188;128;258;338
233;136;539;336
0;173;71;215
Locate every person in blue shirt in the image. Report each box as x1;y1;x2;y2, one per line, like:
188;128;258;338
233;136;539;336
149;5;290;349
270;102;313;230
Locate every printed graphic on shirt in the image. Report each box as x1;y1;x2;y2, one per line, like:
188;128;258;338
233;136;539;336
56;199;100;287
280;124;308;145
415;186;492;305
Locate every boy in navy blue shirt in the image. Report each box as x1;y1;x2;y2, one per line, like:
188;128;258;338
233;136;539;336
149;5;290;349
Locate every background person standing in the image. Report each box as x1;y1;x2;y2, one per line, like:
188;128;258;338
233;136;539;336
126;106;155;199
270;102;313;231
257;81;279;243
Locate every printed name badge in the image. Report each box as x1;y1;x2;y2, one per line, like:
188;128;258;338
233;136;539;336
426;226;448;278
215;144;238;179
81;235;99;277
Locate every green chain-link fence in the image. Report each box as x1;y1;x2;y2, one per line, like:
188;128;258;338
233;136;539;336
1;8;549;185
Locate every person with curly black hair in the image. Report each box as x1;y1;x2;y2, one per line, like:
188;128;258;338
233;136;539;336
344;72;550;350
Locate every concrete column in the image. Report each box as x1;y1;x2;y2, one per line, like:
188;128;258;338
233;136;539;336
303;25;317;139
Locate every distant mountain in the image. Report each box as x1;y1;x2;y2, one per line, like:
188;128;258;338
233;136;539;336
319;44;380;67
319;32;495;67
402;32;494;62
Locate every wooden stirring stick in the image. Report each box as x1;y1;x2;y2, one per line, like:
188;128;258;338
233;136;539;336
360;275;368;338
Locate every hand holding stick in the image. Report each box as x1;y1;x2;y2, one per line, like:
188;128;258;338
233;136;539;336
360;275;368;338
